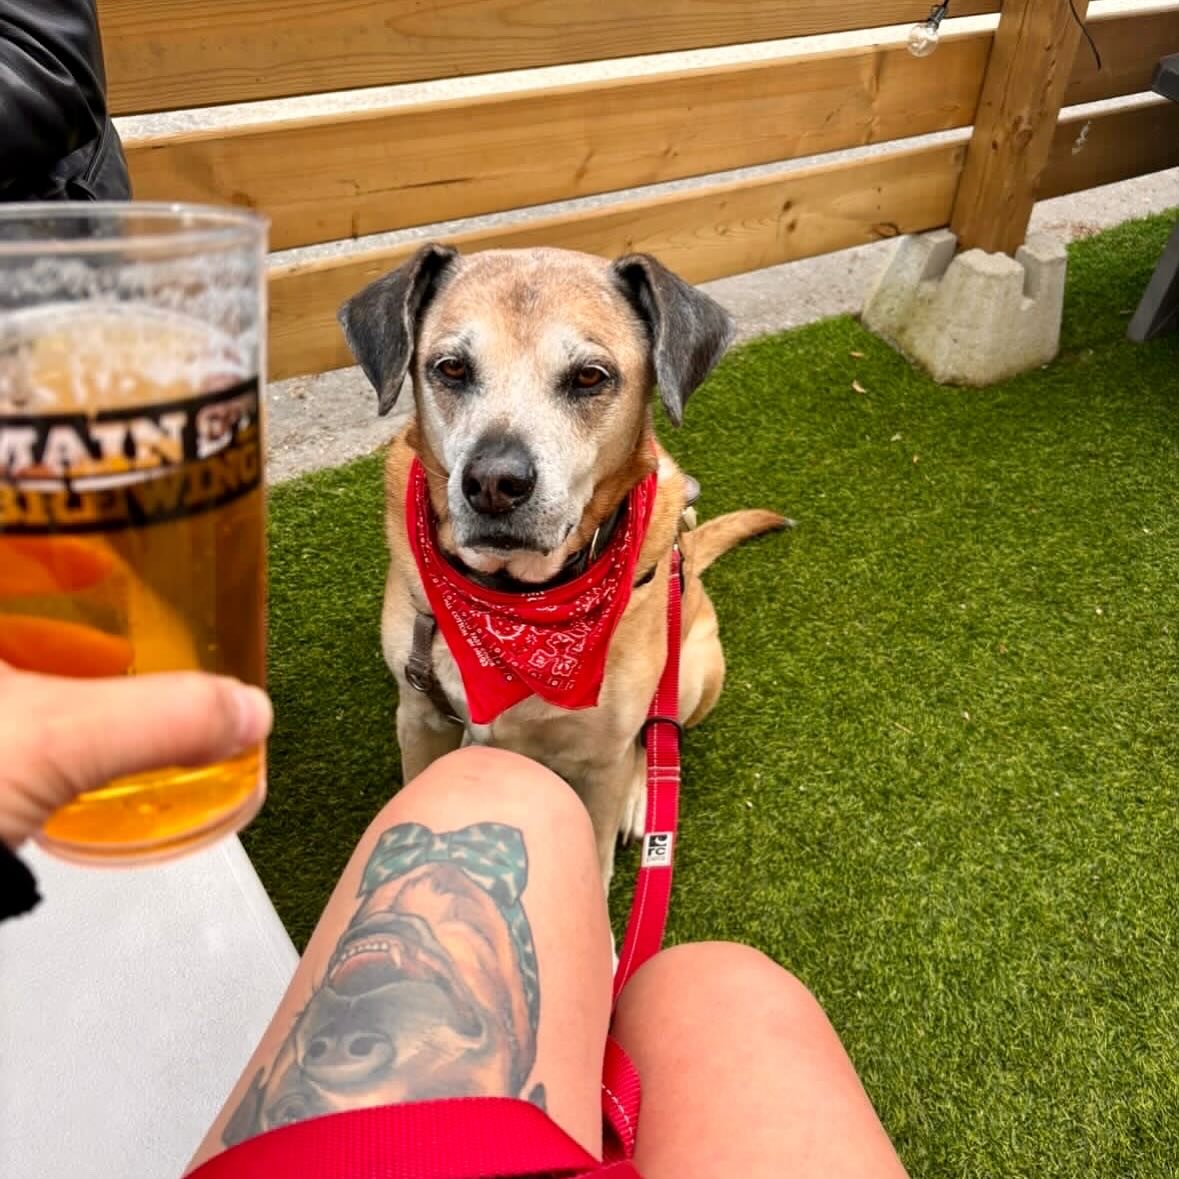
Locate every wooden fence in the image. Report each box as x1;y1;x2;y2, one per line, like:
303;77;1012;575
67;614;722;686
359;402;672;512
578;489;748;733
100;0;1179;380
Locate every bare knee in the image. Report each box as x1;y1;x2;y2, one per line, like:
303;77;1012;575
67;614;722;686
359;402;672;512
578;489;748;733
618;941;827;1037
630;940;806;995
373;745;595;848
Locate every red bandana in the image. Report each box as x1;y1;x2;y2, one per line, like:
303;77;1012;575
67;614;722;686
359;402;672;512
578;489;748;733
405;458;657;724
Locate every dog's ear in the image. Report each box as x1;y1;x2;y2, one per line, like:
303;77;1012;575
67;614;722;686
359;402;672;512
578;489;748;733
337;243;459;416
222;1068;268;1147
610;253;735;426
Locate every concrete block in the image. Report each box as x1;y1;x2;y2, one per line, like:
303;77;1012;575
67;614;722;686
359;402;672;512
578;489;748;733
862;230;1067;386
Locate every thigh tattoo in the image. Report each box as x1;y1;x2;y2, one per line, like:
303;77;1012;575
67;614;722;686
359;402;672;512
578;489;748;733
223;821;545;1146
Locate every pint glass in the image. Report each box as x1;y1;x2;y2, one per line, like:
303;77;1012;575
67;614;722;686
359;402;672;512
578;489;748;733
0;205;268;864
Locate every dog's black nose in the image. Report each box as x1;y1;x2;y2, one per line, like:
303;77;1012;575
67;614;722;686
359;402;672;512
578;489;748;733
462;438;537;515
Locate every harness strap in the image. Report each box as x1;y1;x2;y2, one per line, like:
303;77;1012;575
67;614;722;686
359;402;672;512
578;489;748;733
405;611;463;724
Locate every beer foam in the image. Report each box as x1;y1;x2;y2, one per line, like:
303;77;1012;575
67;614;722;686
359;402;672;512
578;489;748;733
0;304;255;412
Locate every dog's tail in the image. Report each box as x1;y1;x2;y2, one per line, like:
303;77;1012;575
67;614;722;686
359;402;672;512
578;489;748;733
684;509;792;574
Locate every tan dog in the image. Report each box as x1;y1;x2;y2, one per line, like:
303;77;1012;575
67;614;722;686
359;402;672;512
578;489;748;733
339;245;783;885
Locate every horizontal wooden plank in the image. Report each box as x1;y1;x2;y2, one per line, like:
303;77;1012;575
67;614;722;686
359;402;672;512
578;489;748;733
1040;98;1179;199
102;0;999;116
266;94;1179;381
123;3;1177;252
1065;4;1179;105
126;35;990;251
267;140;967;380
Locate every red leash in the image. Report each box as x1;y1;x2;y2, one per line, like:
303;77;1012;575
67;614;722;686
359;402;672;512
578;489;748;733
613;545;683;1001
192;552;683;1178
596;545;682;1165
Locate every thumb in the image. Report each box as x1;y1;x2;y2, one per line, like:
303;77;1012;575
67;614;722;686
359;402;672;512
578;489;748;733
43;671;273;786
0;667;273;846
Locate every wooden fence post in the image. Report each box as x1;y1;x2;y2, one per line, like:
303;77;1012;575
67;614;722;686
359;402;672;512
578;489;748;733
950;0;1091;255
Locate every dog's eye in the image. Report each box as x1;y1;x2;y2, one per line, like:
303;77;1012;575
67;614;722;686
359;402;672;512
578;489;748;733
434;356;468;384
269;1094;311;1127
572;364;611;393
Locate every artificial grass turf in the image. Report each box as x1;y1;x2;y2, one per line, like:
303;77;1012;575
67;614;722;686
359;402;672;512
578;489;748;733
253;211;1179;1177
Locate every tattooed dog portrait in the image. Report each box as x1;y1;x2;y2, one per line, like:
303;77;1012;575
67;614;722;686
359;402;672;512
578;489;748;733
223;822;543;1145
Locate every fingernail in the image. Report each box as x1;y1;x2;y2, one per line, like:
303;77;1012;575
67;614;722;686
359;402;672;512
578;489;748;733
232;684;273;747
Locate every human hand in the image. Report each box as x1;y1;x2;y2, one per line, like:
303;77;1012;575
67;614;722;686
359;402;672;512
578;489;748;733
0;661;272;848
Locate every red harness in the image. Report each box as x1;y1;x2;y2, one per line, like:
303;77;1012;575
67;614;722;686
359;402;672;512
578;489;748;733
193;551;683;1178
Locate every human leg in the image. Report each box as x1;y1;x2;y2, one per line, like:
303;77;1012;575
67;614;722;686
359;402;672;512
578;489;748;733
188;746;613;1170
611;942;908;1179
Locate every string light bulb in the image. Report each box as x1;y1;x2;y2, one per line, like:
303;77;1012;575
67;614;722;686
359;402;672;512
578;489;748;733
908;2;949;57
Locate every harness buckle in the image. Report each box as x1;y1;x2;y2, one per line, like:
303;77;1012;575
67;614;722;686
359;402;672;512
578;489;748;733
405;665;432;694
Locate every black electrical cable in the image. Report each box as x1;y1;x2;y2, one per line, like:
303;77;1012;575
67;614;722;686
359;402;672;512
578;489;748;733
1067;0;1103;72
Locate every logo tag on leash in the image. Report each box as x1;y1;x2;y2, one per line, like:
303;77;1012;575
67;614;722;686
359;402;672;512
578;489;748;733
641;831;674;868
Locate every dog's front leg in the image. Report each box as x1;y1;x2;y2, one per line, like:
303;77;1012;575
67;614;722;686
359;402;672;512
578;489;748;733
619;754;647;847
396;691;464;783
570;744;646;891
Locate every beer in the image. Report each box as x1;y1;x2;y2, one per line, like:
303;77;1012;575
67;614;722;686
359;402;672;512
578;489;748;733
0;296;267;863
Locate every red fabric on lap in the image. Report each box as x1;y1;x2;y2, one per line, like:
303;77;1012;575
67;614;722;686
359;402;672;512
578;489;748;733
189;1096;606;1178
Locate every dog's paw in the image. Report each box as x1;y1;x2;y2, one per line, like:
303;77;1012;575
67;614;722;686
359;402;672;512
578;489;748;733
620;778;647;845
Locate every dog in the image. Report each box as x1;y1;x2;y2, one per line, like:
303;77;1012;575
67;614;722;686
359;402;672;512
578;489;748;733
339;245;784;886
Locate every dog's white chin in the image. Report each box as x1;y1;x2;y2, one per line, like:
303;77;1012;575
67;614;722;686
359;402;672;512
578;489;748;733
455;545;570;583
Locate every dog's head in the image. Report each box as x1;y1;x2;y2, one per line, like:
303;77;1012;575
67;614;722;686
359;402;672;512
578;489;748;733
339;246;733;581
223;861;537;1145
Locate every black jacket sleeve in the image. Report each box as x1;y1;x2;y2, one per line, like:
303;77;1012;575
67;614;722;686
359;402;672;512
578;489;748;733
0;842;40;921
0;0;130;200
